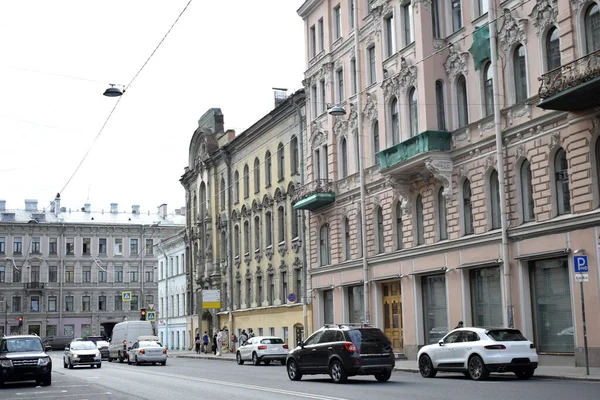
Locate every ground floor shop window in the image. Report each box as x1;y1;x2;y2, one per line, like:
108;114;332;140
323;289;334;324
81;324;91;338
422;274;447;344
46;325;57;337
348;285;364;323
64;324;74;336
469;267;502;327
530;257;574;353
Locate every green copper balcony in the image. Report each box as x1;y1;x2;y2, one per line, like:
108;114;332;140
376;130;452;172
292;179;335;212
538;50;600;112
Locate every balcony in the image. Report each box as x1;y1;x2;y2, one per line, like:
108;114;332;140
538;50;600;111
25;282;45;292
292;179;335;212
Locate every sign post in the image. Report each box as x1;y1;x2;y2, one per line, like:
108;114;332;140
573;254;590;376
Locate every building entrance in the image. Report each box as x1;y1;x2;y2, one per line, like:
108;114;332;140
382;281;403;351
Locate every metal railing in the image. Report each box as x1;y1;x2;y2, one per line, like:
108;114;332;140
25;282;45;289
291;179;335;204
539;49;600;99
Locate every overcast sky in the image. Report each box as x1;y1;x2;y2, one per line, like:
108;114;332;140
0;0;305;215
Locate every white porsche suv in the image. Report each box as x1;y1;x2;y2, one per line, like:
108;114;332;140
417;327;538;380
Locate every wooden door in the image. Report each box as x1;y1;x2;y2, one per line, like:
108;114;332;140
382;282;403;351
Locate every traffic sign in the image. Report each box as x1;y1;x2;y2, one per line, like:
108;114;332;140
146;311;156;322
574;255;589;273
575;274;589;283
202;290;221;309
287;293;297;303
122;291;132;302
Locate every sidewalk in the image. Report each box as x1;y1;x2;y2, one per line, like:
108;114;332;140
168;349;600;381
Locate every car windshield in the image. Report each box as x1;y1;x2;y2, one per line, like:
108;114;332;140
70;342;97;350
2;338;43;353
139;341;162;347
260;338;283;344
487;329;528;341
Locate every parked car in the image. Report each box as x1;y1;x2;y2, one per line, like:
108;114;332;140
63;340;102;369
236;336;288;366
108;321;153;363
0;335;52;386
417;327;538;381
127;338;167;366
41;335;74;351
286;324;395;383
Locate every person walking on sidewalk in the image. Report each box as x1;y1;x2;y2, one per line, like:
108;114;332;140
194;335;201;354
216;329;224;356
202;331;209;354
212;331;217;355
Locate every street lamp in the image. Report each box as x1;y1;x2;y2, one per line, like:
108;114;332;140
103;83;125;97
327;105;347;116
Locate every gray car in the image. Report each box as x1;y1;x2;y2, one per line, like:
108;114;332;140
63;341;102;369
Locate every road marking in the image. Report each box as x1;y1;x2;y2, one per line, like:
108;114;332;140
7;393;113;400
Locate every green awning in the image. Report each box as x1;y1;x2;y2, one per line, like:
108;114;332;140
469;25;495;71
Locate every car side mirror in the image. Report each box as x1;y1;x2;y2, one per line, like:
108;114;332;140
438;340;444;346
45;346;52;352
298;340;304;348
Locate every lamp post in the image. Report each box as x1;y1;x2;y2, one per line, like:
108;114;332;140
158;240;169;349
3;303;8;336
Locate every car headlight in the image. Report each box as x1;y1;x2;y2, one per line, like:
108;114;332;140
0;359;13;368
38;357;50;366
72;353;79;358
95;352;101;358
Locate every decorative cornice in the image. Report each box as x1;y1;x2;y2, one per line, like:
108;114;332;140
499;9;528;52
529;0;558;36
444;44;469;80
363;93;378;122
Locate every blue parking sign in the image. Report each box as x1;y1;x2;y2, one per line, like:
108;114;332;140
574;255;589;273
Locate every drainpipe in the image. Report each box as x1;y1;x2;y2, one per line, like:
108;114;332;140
141;227;145;308
59;224;65;332
158;240;169;348
489;2;513;327
223;149;234;349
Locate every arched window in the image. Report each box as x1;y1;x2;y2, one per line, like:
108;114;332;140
463;179;474;235
253;158;260;192
220;178;226;211
438;188;448;240
234;171;240;203
416;195;424;245
457;75;469;127
391;97;400;144
396;203;403;249
546;27;560;71
244;221;250;255
435;80;446;130
254;216;260;251
319;224;331;266
278;143;285;181
234;225;240;257
408;87;418;137
265;151;272;187
290;136;299;174
377;207;385;253
278;206;285;243
340;137;348;178
483;62;493;116
373;120;380;165
555;148;571;215
514;45;528;103
521;160;535;222
343;217;351;260
585;4;600;54
490;170;501;229
243;165;249;198
265;211;273;247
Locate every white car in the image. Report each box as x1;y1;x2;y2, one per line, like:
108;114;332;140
63;341;102;369
236;336;289;366
417;327;538;380
127;340;167;366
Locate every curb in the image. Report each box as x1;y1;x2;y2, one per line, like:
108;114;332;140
173;354;237;362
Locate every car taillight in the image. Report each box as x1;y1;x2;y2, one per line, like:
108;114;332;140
344;342;356;353
484;344;506;350
139;349;145;354
282;344;288;349
258;345;267;350
163;349;167;354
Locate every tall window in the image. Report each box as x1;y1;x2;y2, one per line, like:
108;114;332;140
336;69;344;103
438;188;448;240
431;0;441;38
244;221;250;255
31;237;41;253
234;225;240;257
368;46;376;85
403;1;414;45
220;178;226;211
546;28;561;71
452;0;462;32
470;267;502;327
278;143;285;181
585;4;600;54
268;274;275;305
113;238;122;255
311;84;318;117
483;62;494;116
234;171;240;203
348;0;355;29
310;25;316;58
435;80;446;130
49;237;57;254
422;275;448;344
314;148;321;179
514;45;528;103
521;160;535;223
65;296;74;312
65;266;74;283
265;212;273;247
391;97;400;144
416;195;425;245
457;75;469;127
373;120;380;164
290;136;299;174
396;203;403;249
320;79;326;113
344;217;351;260
253;158;260;192
318;18;324;51
323;289;334;324
377;207;385;254
82;296;90;312
265;151;272;187
281;270;288;301
348;285;364;323
14;237;22;254
463;180;474;235
476;0;488;17
385;14;395;57
319;224;331;266
257;276;263;305
114;266;123;282
246;277;252;307
350;59;357;94
340;137;348;178
408;88;418;137
555;148;571;215
490;170;501;229
291;208;299;239
278;206;285;243
48;296;57;312
334;5;342;39
243;165;249;198
254;216;261;251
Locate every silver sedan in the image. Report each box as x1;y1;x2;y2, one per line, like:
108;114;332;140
236;336;289;366
127;340;167;366
63;341;102;369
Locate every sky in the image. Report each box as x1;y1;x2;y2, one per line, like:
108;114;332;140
0;0;306;215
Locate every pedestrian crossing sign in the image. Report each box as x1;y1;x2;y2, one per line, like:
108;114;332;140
122;291;132;302
146;311;156;322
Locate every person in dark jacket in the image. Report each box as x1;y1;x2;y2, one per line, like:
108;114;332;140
212;332;218;355
194;335;201;354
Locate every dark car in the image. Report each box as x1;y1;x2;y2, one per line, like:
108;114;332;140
41;335;74;351
286;324;395;383
0;335;52;386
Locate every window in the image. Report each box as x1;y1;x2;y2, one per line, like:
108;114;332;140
254;216;261;251
49;266;57;282
145;239;153;255
319;224;331;265
555;148;571;215
368;46;376;85
344;217;351;260
131;295;139;311
416;195;425;245
30;296;40;312
431;0;441;38
470;267;502;327
396;203;403;249
391;97;400;144
520;160;535;222
334;4;342;39
244;221;250;254
246;277;252;306
311;84;318;116
476;0;488;17
145;268;154;282
376;207;385;253
65;238;74;255
130;239;138;255
98;269;107;282
278;206;285;243
348;0;355;29
408;88;418;137
373;120;380;164
98;238;106;254
514;45;528;103
318;18;324;51
483;62;494;116
234;171;240;203
585;4;600;54
438;188;448;240
268;274;275;306
314;148;321;179
546;28;560;71
115;295;122;311
422;274;448;344
253;158;260;192
65;295;74;312
48;296;57;312
243;165;250;198
291;208;299;239
265;151;272;187
14;237;22;254
490;170;501;229
130;266;138;282
281;270;288;301
265;212;273;247
82;267;91;283
336;69;344;103
350;59;357;94
290;136;299;174
65;266;74;283
348;285;364;323
220;177;226;210
323;144;329;178
49;237;57;254
457;75;469;127
310;25;316;58
320;79;326;114
340;137;348;178
98;296;106;311
13;266;21;283
385;14;395;57
323;290;334;324
114;238;123;255
463;180;474;235
435;80;446;131
403;1;414;45
278;143;285;181
0;237;4;254
294;268;302;301
12;296;21;312
31;237;41;254
234;225;240;257
0;266;4;283
115;266;123;282
82;296;90;311
452;0;462;32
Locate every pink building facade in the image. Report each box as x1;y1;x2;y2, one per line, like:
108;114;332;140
296;0;600;367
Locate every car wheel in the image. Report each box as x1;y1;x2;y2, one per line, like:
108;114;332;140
42;373;52;386
374;370;392;382
467;355;489;381
252;353;260;366
514;368;534;380
63;359;68;369
68;360;74;369
119;353;124;363
236;352;244;365
329;359;348;383
287;359;302;381
97;363;102;369
418;355;437;378
264;360;271;366
127;356;132;365
135;356;140;366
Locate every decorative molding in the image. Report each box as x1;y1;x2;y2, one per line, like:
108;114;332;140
385;176;411;215
293;257;302;269
499;9;528;52
452;128;470;147
444;44;469;80
593;117;600;136
278;242;287;256
333;116;348;139
457;165;465;178
529;0;558;35
433;39;445;51
412;0;432;12
311;129;327;149
425;157;453;202
265;246;274;260
484;154;495;172
570;0;588;12
291;239;302;253
266;263;275;275
479;121;495;133
347;102;358;134
548;131;562;151
363;93;378;122
254;251;262;263
516;144;526;161
278;259;288;272
397;57;418;92
507;104;531;125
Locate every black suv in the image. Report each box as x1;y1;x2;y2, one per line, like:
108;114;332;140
286;324;395;383
0;335;52;386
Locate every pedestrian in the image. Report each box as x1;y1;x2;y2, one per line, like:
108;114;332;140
194;335;201;354
454;321;464;329
248;328;255;339
216;329;224;356
212;332;217;355
231;332;238;352
240;329;248;346
202;331;209;354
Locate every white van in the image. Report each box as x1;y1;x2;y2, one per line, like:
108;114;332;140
108;321;154;363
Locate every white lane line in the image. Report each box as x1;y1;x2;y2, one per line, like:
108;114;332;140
7;393;113;400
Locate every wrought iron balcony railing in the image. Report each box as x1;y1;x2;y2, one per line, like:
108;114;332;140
25;282;45;290
291;179;335;204
539;49;600;99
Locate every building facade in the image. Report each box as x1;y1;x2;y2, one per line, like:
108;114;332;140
156;229;188;350
180;91;311;349
0;196;184;339
297;0;600;366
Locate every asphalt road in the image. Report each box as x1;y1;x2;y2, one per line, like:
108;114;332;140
1;353;598;400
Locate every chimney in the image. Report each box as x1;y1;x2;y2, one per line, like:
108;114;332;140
0;200;5;212
110;203;118;214
54;193;61;216
158;204;167;219
226;129;236;142
175;208;181;216
25;199;38;212
273;87;288;108
132;205;140;214
84;203;91;213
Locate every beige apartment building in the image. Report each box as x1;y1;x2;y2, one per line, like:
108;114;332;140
296;0;600;366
